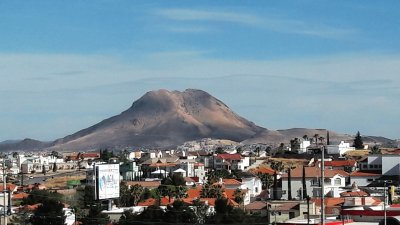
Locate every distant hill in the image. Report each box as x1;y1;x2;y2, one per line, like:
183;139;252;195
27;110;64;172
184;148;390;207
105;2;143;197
49;89;265;150
1;89;397;151
0;138;50;151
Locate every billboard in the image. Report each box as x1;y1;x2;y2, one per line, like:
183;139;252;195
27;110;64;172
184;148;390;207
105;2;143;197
95;164;120;200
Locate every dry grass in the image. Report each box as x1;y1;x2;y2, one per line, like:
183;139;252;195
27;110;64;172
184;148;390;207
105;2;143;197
344;150;370;157
44;175;85;189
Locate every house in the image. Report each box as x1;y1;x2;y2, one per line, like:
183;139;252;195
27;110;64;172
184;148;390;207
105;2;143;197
120;161;142;181
245;201;269;216
241;176;263;198
320;160;357;173
281;166;349;200
327;141;355;156
350;170;381;187
214;153;249;171
269;201;301;223
358;154;400;176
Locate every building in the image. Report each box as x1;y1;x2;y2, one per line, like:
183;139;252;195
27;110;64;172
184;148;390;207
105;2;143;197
327;141;355;156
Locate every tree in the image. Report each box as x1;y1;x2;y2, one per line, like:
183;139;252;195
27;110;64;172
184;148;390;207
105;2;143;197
117;209;137;225
53;162;57;172
135;205;164;223
236;146;243;154
215;147;225;154
81;204;110;225
192;198;209;224
200;184;223;198
83;185;95;207
353;131;364;149
313;134;319;145
42;165;46;175
207;197;246;224
22;190;63;205
302;166;307;199
290;138;301;152
370;145;381;154
9;208;32;225
270;161;284;172
233;188;244;205
30;199;66;225
130;184;144;206
51;150;60;158
164;200;197;224
100;149;114;162
302;135;309;141
258;173;273;190
318;136;325;145
287;167;292;200
118;181;132;207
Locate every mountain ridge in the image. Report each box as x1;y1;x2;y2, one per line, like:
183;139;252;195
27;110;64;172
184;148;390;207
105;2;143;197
1;89;398;151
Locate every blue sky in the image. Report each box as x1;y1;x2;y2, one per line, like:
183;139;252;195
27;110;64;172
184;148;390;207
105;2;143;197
1;1;400;141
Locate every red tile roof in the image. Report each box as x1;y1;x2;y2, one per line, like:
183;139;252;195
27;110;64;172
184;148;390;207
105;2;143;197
216;153;242;160
313;197;345;207
250;167;276;175
350;171;381;177
323;160;357;167
282;167;349;178
222;179;242;185
12;192;29;200
0;183;17;192
187;188;202;198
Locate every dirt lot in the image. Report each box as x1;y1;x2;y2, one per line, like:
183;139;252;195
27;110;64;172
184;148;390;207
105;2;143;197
44;175;86;188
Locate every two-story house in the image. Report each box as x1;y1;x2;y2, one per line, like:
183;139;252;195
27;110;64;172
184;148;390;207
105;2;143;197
214;153;249;171
281;166;349;200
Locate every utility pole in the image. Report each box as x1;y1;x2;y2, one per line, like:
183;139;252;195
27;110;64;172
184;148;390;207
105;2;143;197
321;146;325;225
2;158;7;225
384;181;387;225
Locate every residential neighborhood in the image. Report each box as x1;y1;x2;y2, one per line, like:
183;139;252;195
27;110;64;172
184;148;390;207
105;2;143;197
0;135;399;225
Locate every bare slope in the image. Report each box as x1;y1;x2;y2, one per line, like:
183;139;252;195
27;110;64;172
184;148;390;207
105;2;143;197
51;89;265;149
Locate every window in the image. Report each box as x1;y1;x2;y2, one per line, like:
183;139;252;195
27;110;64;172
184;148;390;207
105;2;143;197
363;164;367;169
374;165;378;169
334;178;341;185
324;178;331;185
367;178;373;182
369;165;373;169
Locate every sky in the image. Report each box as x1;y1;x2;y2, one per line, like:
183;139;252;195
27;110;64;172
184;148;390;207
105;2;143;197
1;1;400;141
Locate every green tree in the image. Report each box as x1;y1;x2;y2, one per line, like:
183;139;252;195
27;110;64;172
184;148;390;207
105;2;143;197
130;184;144;206
370;145;381;154
83;185;96;208
117;209;137;225
22;190;63;205
192;198;209;224
9;209;32;225
258;173;273;190
353;131;364;149
200;184;223;198
118;181;132;207
30;199;66;225
233;188;244;205
53;162;57;172
164;200;197;224
42;165;46;175
135;205;164;223
100;149;114;162
207;197;246;224
81;204;110;225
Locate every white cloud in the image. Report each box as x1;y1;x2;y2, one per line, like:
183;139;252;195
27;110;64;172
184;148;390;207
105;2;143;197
155;8;357;38
1;52;400;140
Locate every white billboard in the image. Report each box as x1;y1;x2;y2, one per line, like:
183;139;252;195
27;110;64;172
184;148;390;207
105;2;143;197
95;164;120;200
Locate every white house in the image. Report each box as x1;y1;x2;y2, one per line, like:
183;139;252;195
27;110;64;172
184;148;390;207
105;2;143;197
281;166;349;200
327;141;355;156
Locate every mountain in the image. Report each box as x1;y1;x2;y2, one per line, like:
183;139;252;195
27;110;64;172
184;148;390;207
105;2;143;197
1;89;397;151
0;138;50;151
50;89;265;150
